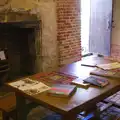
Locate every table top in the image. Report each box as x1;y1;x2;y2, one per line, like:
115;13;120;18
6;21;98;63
5;56;120;115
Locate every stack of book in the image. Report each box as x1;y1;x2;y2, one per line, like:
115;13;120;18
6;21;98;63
80;62;120;87
90;62;120;79
90;68;120;79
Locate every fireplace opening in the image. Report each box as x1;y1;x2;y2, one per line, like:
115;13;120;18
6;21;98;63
0;21;40;82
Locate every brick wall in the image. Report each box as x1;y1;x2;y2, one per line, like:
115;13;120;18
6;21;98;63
56;0;81;66
5;0;81;70
111;44;120;61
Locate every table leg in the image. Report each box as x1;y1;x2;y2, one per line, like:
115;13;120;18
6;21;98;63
62;113;77;120
94;106;101;120
16;95;27;120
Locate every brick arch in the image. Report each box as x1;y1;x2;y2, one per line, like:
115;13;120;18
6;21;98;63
56;0;81;65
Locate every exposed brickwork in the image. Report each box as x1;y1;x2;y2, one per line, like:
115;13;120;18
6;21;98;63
111;44;120;61
56;0;81;65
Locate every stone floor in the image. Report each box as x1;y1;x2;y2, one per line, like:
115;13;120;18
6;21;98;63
27;106;61;120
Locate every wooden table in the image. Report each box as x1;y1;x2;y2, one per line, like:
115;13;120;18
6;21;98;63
6;56;120;120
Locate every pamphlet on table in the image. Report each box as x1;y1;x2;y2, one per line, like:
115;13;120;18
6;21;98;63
9;78;51;95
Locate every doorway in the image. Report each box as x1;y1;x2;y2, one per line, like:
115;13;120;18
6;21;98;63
81;0;113;56
81;0;90;55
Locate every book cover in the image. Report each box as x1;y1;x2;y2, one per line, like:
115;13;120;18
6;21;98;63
90;68;120;79
71;78;90;89
33;72;78;84
83;76;109;87
48;84;77;97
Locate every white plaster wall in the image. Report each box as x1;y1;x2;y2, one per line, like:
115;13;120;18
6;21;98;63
32;1;58;72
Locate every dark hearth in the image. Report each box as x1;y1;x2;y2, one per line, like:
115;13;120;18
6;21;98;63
0;21;39;81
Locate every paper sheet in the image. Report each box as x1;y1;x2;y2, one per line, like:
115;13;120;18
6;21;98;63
9;78;39;91
9;78;50;95
24;82;50;95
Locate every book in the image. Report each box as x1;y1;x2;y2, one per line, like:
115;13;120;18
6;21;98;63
71;78;90;89
33;72;78;84
47;84;77;97
96;62;120;70
83;76;109;87
81;63;97;67
104;90;120;107
90;68;120;79
96;102;112;112
77;113;94;120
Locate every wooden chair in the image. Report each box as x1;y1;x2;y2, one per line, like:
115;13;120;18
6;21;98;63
0;92;16;120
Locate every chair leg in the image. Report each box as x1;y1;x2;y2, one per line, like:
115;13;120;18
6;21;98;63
2;110;17;120
7;110;17;120
2;111;8;120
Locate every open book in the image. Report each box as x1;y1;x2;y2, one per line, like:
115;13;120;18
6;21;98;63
9;78;50;95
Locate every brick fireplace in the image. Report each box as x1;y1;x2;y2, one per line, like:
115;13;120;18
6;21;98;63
0;0;59;81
